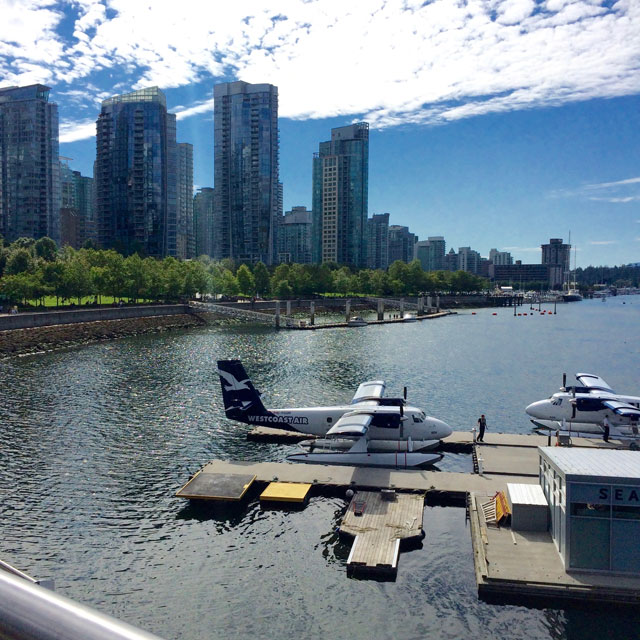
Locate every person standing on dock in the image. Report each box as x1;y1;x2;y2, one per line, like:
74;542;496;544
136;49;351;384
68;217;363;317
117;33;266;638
603;416;610;443
477;415;487;442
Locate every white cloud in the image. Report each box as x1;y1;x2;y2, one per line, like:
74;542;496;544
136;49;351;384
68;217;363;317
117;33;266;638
5;0;637;134
589;240;616;245
59;118;95;143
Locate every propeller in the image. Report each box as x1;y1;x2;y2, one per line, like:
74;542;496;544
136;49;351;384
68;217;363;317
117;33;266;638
562;373;567;390
403;386;407;400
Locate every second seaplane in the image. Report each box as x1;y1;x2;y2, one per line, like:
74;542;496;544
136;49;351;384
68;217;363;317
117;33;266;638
217;360;452;468
526;372;640;447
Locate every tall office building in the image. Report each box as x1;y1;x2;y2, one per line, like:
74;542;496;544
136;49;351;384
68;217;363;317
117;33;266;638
277;206;312;264
193;187;214;258
73;170;96;247
95;87;177;257
0;84;60;244
541;238;571;289
177;142;194;259
489;248;513;266
213;81;279;264
312;123;369;266
388;225;417;264
367;213;389;270
416;236;446;271
457;246;481;274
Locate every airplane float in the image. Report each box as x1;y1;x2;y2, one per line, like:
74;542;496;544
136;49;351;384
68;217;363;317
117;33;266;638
217;360;453;468
525;372;640;448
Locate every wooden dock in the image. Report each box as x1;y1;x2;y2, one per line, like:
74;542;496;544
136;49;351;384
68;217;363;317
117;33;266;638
286;311;452;330
468;493;640;607
341;491;424;578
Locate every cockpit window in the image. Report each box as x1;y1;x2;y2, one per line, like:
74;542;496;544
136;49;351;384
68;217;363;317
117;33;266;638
413;414;423;423
551;398;563;406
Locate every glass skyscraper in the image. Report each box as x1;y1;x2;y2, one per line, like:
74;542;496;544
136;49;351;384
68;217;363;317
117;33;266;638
194;187;214;258
177;142;194;259
312;123;369;267
0;84;60;244
213;81;279;265
95;87;177;257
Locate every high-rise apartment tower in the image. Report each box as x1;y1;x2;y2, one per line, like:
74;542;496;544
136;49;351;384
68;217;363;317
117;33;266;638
312;123;369;267
213;81;279;264
95;87;177;257
0;84;60;244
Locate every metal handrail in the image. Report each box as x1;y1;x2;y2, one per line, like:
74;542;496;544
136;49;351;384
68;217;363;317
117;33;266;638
0;570;165;640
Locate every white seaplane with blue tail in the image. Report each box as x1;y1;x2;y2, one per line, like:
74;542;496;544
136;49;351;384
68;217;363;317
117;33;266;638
217;360;452;468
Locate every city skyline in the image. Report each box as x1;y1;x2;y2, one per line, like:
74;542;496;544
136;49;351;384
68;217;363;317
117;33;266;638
1;1;639;266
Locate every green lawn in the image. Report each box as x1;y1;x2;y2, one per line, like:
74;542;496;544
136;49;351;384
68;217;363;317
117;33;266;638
21;296;152;309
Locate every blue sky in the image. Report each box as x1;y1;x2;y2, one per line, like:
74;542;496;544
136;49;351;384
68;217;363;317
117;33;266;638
2;0;639;267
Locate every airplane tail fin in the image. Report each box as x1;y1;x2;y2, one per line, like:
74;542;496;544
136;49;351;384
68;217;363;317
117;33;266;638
217;360;268;423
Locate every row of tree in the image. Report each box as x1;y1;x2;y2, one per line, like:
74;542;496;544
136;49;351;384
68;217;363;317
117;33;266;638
0;236;490;306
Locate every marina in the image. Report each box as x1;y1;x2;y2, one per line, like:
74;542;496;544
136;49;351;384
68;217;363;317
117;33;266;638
2;296;640;639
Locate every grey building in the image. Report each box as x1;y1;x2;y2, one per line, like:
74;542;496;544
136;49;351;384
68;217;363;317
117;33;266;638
416;236;445;271
489;248;513;266
193;187;214;258
457;247;481;274
177;142;194;259
96;87;177;257
213;81;279;264
444;248;458;271
278;206;312;264
540;447;640;574
388;225;417;264
367;213;389;270
492;262;549;286
312;123;369;267
542;238;571;289
0;84;60;245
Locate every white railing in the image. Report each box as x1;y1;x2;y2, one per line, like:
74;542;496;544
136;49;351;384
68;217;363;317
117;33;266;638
0;569;164;640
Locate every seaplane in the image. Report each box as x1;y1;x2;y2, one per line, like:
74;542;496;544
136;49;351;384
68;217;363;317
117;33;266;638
525;373;640;448
217;360;452;468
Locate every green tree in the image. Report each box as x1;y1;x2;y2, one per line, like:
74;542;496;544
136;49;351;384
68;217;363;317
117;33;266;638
99;251;126;300
61;254;91;303
407;259;425;294
41;261;65;304
220;269;239;296
253;261;270;296
142;258;166;301
124;254;147;302
10;237;35;251
5;248;34;275
34;237;58;262
236;264;256;295
274;279;293;299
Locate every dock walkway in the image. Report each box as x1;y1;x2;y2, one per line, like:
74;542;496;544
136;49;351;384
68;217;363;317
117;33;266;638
341;491;424;578
468;493;640;606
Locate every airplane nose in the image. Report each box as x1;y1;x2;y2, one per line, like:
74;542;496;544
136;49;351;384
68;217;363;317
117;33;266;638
525;400;547;419
437;418;453;438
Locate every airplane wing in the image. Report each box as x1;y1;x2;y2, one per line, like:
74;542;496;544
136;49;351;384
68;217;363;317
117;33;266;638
326;412;373;437
351;380;386;405
576;373;615;393
601;400;640;418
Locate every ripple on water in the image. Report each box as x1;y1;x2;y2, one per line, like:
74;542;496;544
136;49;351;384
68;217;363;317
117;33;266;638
1;299;640;639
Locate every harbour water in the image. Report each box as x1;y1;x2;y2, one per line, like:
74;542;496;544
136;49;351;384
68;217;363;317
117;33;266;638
1;297;639;639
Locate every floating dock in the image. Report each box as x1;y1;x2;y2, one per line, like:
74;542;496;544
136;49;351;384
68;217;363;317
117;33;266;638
260;482;311;504
468;492;640;607
176;471;256;501
341;491;424;578
287;311;452;330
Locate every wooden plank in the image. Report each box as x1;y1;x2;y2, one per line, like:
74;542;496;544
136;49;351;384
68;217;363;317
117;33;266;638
342;491;424;578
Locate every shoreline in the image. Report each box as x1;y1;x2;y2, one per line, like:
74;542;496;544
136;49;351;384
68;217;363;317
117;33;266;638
0;313;218;357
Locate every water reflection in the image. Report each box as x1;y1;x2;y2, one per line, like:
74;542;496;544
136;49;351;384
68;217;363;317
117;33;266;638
1;298;639;639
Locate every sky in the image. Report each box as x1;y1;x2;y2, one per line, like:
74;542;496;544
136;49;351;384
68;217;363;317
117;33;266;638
1;0;639;267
